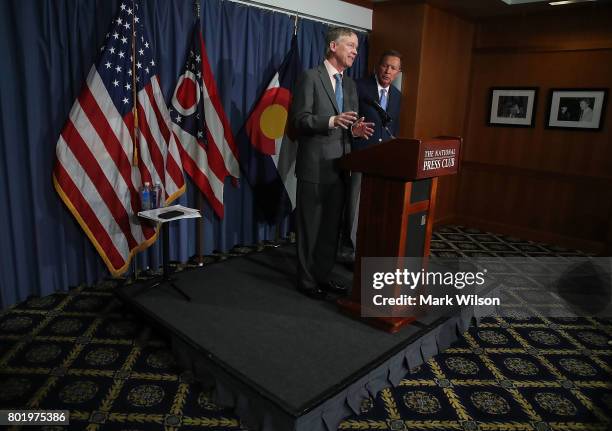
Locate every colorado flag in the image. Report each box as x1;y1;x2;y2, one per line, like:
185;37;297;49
242;36;302;222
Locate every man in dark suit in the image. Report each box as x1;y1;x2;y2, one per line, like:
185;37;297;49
340;51;402;261
290;27;374;299
354;51;402;150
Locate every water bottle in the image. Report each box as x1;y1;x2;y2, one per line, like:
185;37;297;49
152;183;162;209
150;183;157;209
140;182;151;211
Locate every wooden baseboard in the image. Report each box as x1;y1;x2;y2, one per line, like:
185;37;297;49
434;214;456;227
436;215;605;255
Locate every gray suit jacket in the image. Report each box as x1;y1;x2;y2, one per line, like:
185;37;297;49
290;64;358;184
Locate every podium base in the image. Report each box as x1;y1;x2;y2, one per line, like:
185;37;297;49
337;298;416;334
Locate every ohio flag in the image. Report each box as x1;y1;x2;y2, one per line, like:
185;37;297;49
170;20;239;218
242;35;302;222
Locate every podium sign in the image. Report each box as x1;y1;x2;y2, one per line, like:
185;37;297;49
338;137;460;180
337;137;462;333
417;138;460;178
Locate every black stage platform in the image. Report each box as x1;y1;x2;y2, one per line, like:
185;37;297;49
117;245;495;431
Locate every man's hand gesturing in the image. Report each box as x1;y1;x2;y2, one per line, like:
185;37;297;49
332;111;359;129
351;117;374;139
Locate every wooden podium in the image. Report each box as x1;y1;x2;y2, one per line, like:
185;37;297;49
337;136;462;333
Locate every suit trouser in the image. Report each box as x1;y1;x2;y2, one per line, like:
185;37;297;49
340;172;361;258
296;177;346;290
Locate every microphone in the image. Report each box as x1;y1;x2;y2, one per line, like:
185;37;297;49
366;98;391;124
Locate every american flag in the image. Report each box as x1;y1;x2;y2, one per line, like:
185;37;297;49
53;1;185;276
170;21;239;218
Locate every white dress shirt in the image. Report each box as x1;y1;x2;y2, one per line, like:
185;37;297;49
324;59;344;129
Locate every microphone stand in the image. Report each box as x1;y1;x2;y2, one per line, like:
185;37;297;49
382;117;395;140
370;98;395;140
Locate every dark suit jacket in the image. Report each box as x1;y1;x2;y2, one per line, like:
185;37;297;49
353;76;401;151
290;64;358;184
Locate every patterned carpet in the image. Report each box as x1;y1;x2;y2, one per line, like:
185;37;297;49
0;226;610;430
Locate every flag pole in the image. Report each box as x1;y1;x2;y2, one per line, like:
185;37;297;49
131;0;139;166
130;0;140;282
193;194;205;266
272;14;299;245
192;0;206;267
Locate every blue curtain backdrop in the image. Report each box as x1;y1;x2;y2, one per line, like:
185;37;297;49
0;0;368;309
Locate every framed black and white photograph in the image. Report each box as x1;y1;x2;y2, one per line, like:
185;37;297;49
488;87;538;127
546;88;608;130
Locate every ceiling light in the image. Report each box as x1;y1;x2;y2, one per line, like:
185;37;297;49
549;0;597;5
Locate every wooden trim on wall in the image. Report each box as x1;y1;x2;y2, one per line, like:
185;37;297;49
433;214;456;227
474;6;612;52
474;45;612;55
441;215;606;255
461;161;612;186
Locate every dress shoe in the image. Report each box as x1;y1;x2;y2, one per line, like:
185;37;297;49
320;280;348;295
298;287;327;300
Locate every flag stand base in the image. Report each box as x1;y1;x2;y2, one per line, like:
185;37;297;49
144;222;191;301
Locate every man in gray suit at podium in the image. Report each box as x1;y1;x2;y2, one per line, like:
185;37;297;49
290;27;373;299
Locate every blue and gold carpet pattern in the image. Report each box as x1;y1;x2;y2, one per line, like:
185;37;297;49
0;226;610;430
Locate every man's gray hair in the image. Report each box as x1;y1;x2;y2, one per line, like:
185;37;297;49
325;27;356;58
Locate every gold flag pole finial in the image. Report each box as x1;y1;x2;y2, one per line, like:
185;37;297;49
131;0;139;166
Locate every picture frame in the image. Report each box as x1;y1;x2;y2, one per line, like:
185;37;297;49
545;88;608;131
487;87;538;127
